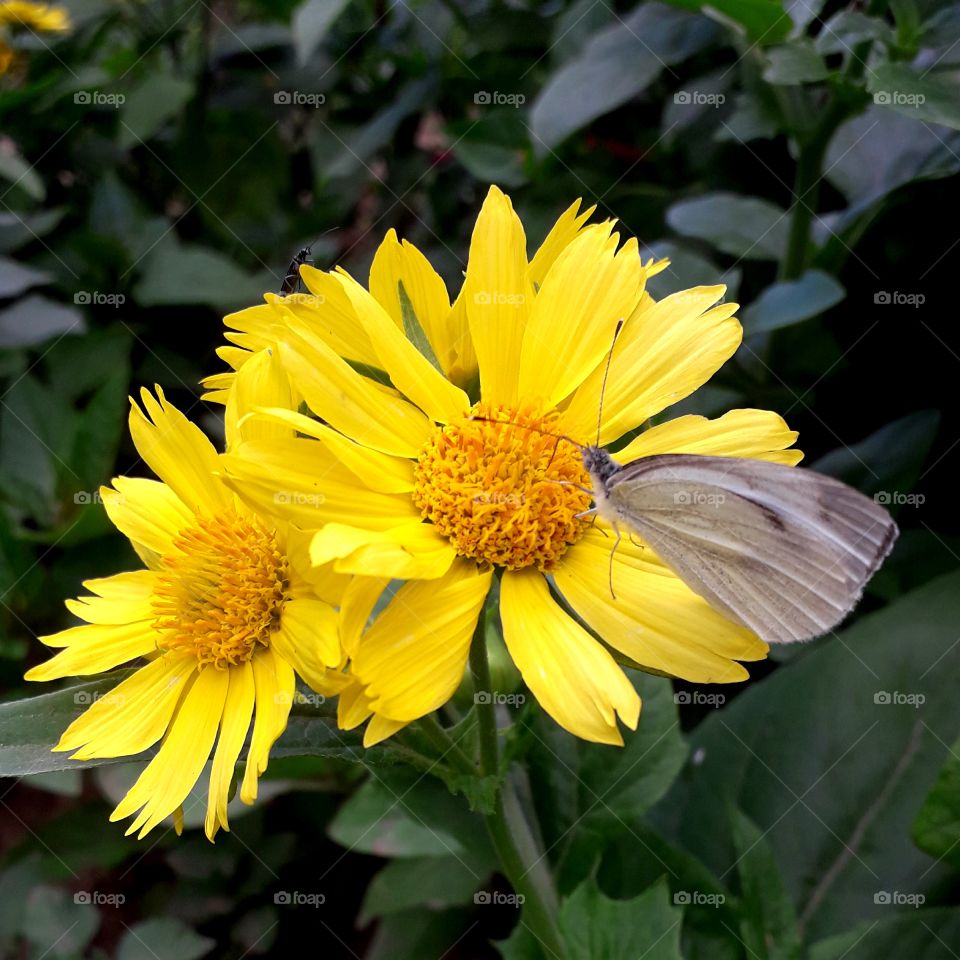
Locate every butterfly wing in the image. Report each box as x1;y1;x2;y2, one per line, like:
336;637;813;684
605;454;898;643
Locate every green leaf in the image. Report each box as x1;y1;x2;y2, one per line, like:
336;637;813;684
398;281;444;375
666;192;789;260
730;807;802;960
812;410;939;500
0;294;85;348
558;877;683;960
913;734;960;868
715;91;781;142
0;672;137;776
0;208;64;254
24;885;99;958
815;11;895;55
530;5;718;150
0;146;45;202
117;918;215;960
741;271;845;335
358;854;491;926
291;0;352;66
809;909;960;960
868;63;960;131
134;242;273;309
657;571;960;940
762;42;830;84
661;0;791;43
366;907;472;960
328;767;492;860
118;70;195;150
0;257;51;298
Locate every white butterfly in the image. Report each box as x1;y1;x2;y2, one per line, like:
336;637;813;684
582;446;898;644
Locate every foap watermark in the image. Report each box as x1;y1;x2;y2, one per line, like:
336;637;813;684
474;91;525;108
75;291;125;307
274;91;326;107
673;491;725;507
74;891;125;906
874;491;924;507
274;891;325;907
673;90;725;108
874;291;924;307
74;90;125;107
874;691;925;708
475;691;526;707
473;290;525;306
874;890;925;908
474;890;525;906
673;890;725;907
873;91;925;108
274;690;326;707
74;690;125;707
674;690;726;708
473;492;525;506
274;491;325;506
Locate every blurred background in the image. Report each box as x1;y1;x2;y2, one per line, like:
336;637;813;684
1;0;958;957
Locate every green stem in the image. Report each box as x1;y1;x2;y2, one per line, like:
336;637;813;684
413;713;476;777
470;616;564;960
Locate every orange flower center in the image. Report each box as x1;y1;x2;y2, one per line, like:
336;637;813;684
152;514;288;669
413;403;592;571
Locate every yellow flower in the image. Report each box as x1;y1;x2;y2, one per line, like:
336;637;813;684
214;186;802;747
26;353;347;840
0;1;70;32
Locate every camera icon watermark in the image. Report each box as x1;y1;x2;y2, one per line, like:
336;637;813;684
672;490;725;507
274;491;325;506
474;890;525;906
874;890;925;907
274;91;326;107
74;291;125;307
473;91;526;108
873;691;925;708
274;891;325;907
274;690;326;706
472;290;526;306
74;90;125;107
74;891;125;906
874;490;924;507
874;290;925;307
474;691;526;707
873;91;925;108
673;90;725;108
673;890;725;907
674;690;725;707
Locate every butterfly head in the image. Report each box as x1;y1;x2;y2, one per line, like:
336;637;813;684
581;445;619;487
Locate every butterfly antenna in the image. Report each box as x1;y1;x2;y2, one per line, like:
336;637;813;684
596;319;624;447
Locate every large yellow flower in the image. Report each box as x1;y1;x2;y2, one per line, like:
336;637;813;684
26;353;347;840
212;186;801;747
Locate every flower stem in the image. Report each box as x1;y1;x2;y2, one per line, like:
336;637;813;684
470;614;564;960
413;712;476;776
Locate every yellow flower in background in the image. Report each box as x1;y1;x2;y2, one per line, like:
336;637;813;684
0;0;70;31
213;186;802;747
26;353;347;840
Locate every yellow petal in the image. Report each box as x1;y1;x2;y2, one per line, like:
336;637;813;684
277;322;432;457
339;576;389;658
564;286;742;445
553;530;767;682
463;186;534;405
352;561;491;722
369;229;468;380
56;653;194;759
284;526;351;606
240;648;294;804
309;522;457;581
528;198;597;289
499;568;639;745
293;268;380;365
440;288;477;388
206;661;255;840
225;348;295;450
222;438;420;531
615;409;803;466
271;597;341;692
364;713;409;747
241;407;415;494
519;225;644;407
25;621;159;681
101;478;193;557
128;387;232;514
335;268;469;424
337;677;374;729
111;665;229;839
65;570;156;625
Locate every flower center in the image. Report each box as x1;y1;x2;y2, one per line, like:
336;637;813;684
152;514;288;669
413;403;592;571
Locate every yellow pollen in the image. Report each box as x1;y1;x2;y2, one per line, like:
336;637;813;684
152;514;288;670
413;402;593;571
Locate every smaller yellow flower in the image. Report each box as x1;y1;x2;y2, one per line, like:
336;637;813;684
26;353;347;840
0;1;70;32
